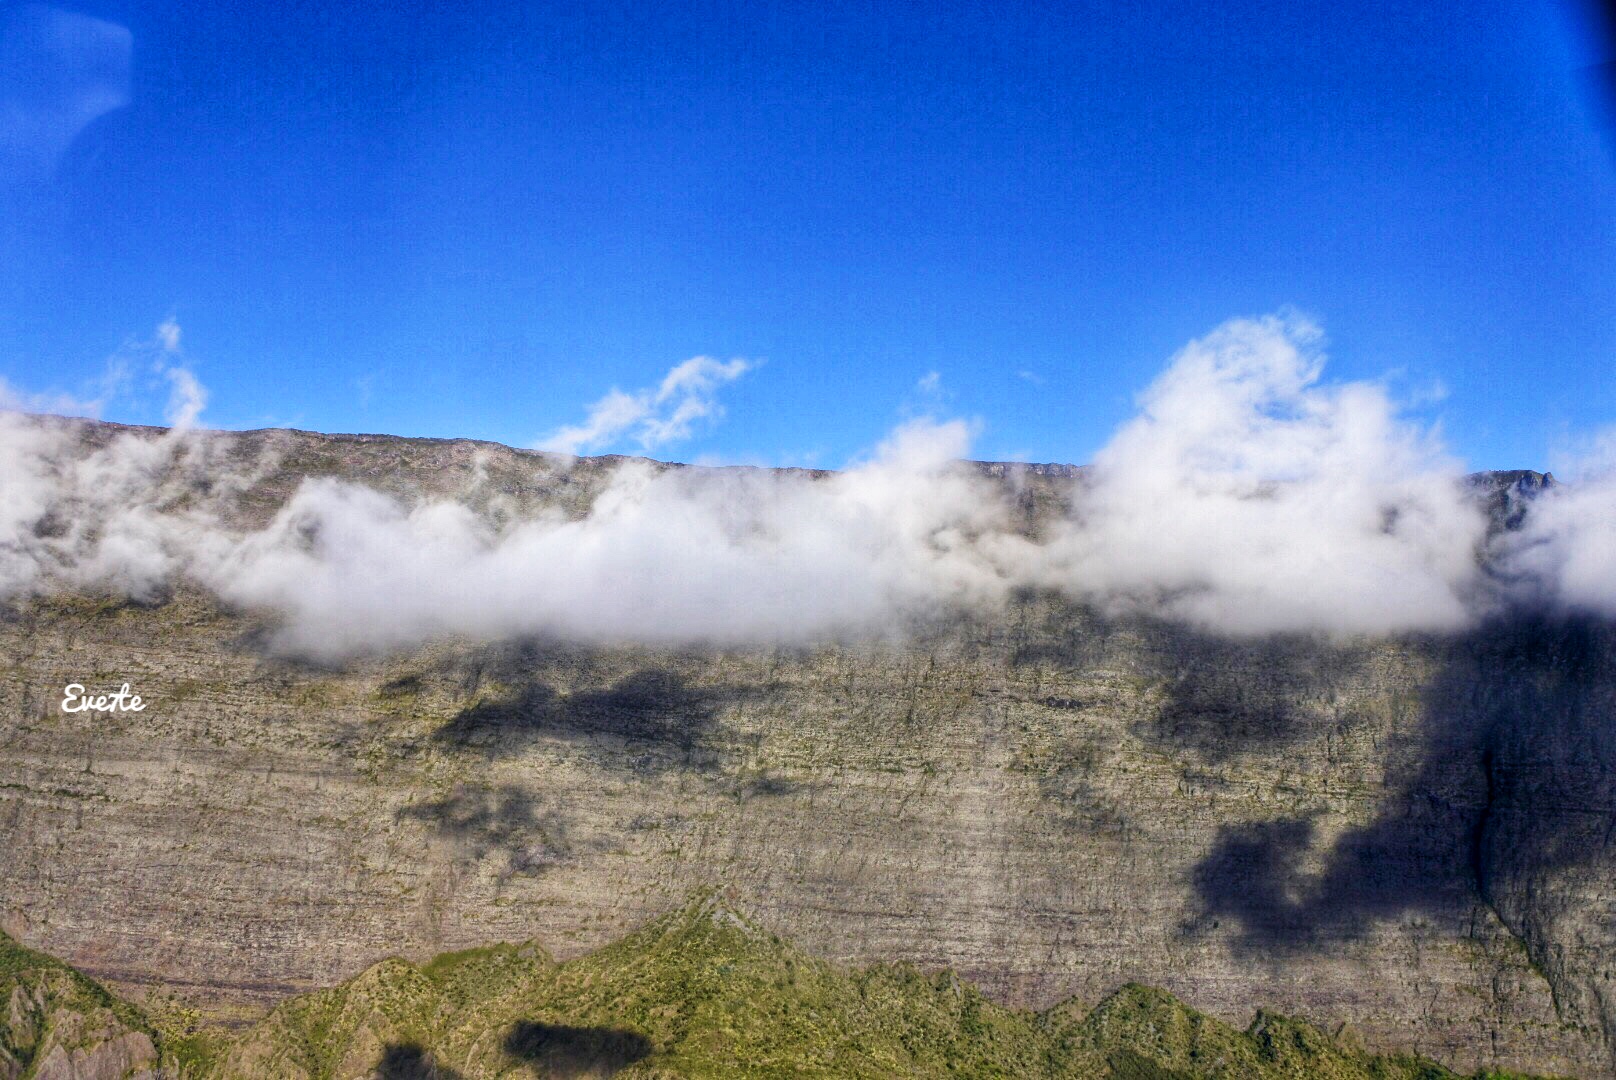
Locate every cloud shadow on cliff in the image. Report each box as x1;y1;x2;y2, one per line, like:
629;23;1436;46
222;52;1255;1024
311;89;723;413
397;783;581;879
375;1043;463;1079
990;595;1374;764
1187;614;1616;957
427;643;756;775
437;668;718;750
992;591;1117;670
503;1020;652;1078
1140;627;1371;762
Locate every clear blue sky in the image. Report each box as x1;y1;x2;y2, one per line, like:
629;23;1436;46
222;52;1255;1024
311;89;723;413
3;0;1613;469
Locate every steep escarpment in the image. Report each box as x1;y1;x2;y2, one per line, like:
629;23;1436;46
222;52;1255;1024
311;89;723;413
0;420;1611;1076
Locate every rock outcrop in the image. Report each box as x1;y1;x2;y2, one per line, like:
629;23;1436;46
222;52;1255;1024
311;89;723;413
0;930;162;1080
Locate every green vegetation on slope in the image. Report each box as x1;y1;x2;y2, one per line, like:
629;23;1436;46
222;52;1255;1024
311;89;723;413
0;927;163;1078
0;903;1579;1079
209;894;1575;1080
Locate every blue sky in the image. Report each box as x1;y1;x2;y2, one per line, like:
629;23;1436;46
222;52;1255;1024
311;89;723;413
2;0;1613;470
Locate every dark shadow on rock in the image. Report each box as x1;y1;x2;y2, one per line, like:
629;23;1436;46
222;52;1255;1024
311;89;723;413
569;669;720;745
1032;740;1133;838
1139;627;1370;763
433;663;745;774
1187;802;1475;952
398;784;577;878
1188;615;1616;972
730;773;813;798
439;682;565;739
989;594;1373;763
504;1020;652;1078
376;1042;463;1079
228;620;350;674
993;591;1118;670
379;672;425;699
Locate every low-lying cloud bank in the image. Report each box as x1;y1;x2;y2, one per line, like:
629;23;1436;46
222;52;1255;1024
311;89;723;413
215;419;1009;655
2;315;1611;658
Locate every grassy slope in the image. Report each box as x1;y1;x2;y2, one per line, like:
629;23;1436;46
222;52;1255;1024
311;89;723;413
0;903;1578;1079
209;895;1574;1080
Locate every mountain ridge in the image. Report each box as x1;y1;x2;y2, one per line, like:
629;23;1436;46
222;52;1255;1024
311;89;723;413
0;895;1575;1079
11;410;1546;483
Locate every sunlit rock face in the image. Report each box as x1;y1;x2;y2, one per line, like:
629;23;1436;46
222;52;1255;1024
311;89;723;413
0;418;1612;1077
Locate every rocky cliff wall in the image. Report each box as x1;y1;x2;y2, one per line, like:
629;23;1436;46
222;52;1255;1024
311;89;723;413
0;422;1610;1076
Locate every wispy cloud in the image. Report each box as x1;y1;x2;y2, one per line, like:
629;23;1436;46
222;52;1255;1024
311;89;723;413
904;369;953;418
535;356;753;456
156;318;181;353
0;319;186;420
0;377;102;417
148;317;205;428
0;4;131;180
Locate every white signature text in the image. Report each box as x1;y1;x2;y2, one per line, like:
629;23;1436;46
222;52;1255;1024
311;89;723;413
61;683;146;713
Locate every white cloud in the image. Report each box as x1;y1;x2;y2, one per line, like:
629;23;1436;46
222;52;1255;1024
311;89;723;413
209;417;1011;656
5;313;1615;660
536;356;753;456
1032;315;1488;635
156;318;182;353
1502;429;1616;616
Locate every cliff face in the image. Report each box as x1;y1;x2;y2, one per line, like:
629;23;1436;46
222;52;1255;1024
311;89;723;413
0;421;1612;1076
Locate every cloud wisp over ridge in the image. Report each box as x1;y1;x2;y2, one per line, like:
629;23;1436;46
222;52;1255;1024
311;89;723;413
1503;429;1616;618
1;315;1610;659
534;356;754;457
